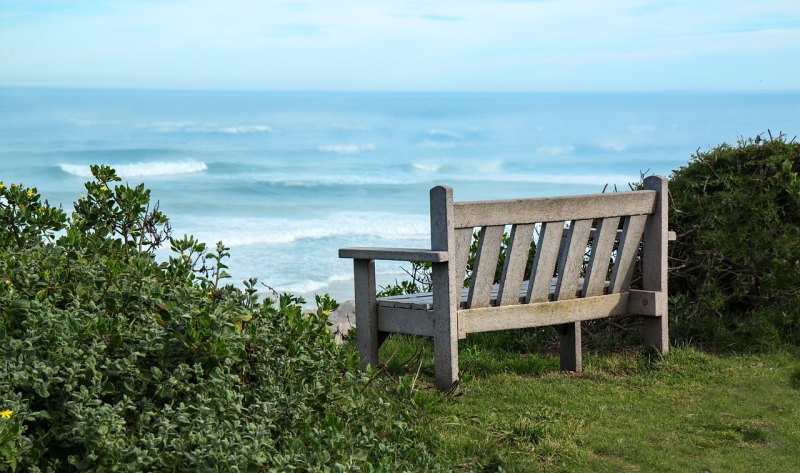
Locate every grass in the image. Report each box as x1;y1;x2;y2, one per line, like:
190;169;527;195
368;328;800;472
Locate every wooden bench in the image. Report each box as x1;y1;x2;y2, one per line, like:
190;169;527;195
340;176;671;392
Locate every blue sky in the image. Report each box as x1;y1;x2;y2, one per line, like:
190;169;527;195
1;0;798;91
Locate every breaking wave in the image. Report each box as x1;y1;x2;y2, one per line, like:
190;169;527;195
59;161;208;178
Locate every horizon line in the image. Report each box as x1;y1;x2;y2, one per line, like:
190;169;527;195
2;84;799;95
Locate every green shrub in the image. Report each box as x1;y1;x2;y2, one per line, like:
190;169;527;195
0;166;437;471
668;133;800;349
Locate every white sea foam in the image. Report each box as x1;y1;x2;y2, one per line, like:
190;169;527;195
186;212;429;248
411;162;444;172
218;125;273;134
318;143;376;154
258;174;416;187
59;161;208;178
278;273;354;294
152;123;272;134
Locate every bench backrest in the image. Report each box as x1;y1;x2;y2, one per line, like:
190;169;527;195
430;176;668;311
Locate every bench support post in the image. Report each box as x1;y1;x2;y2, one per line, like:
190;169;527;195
354;259;379;369
431;186;459;392
558;321;582;372
642;176;669;353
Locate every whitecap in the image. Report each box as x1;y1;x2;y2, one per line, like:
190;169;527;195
411;162;443;172
59;161;208;178
218;125;273;134
318;143;376;154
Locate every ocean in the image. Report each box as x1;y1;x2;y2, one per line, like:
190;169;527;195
1;88;798;303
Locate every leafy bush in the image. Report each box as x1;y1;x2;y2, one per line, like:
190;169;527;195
0;167;437;471
668;133;800;349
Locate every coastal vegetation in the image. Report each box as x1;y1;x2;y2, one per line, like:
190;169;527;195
2;132;799;471
0;166;437;471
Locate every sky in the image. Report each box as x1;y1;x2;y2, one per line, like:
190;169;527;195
0;0;799;92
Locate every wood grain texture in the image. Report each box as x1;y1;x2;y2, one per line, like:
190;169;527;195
498;224;535;306
526;222;564;303
642;176;669;352
466;225;505;309
377;306;435;336
554;219;592;301
582;216;620;297
453;190;656;228
453;227;473;297
339;247;448;262
430;186;460;392
609;214;647;293
461;293;630;333
354;259;378;369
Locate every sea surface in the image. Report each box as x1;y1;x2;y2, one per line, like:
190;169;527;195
1;88;798;302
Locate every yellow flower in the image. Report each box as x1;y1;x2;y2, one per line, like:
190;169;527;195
26;189;34;197
100;185;108;191
0;409;12;419
0;182;4;190
206;290;214;297
235;322;243;332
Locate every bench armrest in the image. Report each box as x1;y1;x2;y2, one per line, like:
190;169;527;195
339;247;449;262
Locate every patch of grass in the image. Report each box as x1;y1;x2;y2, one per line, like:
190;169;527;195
374;335;800;472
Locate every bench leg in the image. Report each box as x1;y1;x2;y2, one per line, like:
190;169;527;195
643;315;669;354
434;331;459;392
354;259;379;369
558;321;582;372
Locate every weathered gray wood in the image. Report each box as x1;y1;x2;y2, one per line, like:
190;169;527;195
558;322;582;372
461;292;630;333
339;247;448;262
526;222;564;303
453;190;656;228
608;214;647;293
354;259;379;369
627;289;663;317
453;227;473;291
342;181;671;391
498;224;535;306
377;306;435;337
467;225;505;309
554;219;593;301
552;219;591;374
642;176;669;353
377;278;606;311
430;186;459;392
582;217;621;297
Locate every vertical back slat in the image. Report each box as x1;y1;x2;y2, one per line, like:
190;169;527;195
582;217;621;297
608;214;647;293
497;224;535;305
554;219;593;300
526;221;564;303
453;227;473;294
466;225;505;308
